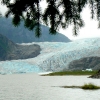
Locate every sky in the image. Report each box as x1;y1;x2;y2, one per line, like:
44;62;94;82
1;1;100;41
59;6;100;40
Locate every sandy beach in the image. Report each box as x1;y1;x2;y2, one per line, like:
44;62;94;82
0;73;100;100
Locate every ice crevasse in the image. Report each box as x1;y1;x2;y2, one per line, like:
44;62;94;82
1;38;100;74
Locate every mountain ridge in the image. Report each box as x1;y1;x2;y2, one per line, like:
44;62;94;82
68;56;100;71
0;34;41;61
0;17;71;43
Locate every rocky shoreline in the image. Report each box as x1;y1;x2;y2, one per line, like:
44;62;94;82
89;70;100;79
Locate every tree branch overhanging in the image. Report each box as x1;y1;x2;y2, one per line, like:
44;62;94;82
1;0;100;37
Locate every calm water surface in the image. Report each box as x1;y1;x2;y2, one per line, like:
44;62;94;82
0;74;100;100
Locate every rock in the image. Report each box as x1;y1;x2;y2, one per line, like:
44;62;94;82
89;70;100;78
68;57;100;71
0;34;41;61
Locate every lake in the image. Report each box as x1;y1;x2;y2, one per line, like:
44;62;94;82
0;74;100;100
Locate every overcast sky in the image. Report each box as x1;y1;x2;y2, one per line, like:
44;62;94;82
0;1;100;41
60;5;100;40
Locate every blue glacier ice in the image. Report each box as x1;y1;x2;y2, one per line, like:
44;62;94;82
0;61;41;74
1;37;100;74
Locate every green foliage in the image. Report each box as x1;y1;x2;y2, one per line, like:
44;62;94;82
42;70;97;76
62;83;100;90
12;15;20;26
1;0;100;36
24;19;36;30
35;23;41;37
0;17;70;43
81;83;100;89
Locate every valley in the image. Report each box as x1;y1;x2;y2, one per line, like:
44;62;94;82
0;38;100;74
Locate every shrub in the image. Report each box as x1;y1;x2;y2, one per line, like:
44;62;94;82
61;83;100;90
81;83;100;90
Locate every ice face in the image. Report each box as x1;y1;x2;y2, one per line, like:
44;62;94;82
1;38;100;74
0;61;41;74
32;38;100;72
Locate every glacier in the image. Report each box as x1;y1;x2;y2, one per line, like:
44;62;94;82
1;37;100;74
0;61;41;74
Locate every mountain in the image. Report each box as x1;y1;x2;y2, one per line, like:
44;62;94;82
0;34;41;61
0;33;17;60
0;17;71;43
68;57;100;71
1;38;100;74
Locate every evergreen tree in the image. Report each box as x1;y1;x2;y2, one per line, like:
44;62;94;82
1;0;100;37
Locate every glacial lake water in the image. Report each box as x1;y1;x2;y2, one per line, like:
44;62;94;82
0;74;100;100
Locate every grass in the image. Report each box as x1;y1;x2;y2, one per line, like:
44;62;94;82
61;83;100;90
42;70;97;76
81;83;100;89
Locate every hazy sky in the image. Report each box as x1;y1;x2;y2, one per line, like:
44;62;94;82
0;1;100;41
60;5;100;40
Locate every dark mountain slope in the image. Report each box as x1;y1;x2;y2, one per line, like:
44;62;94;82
0;17;71;43
0;34;41;61
68;57;100;71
